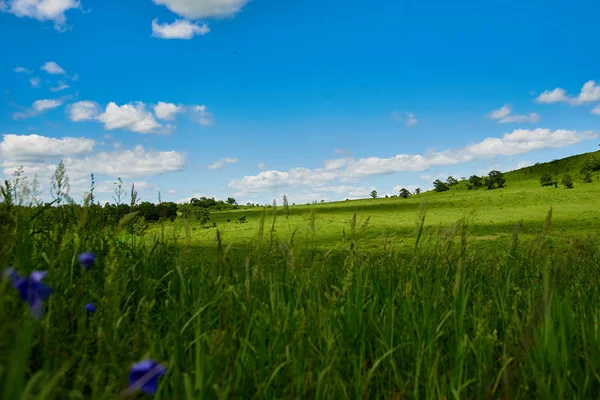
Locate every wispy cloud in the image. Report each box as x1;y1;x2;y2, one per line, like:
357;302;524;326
208;157;238;170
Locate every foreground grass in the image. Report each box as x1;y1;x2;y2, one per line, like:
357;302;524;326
1;201;600;399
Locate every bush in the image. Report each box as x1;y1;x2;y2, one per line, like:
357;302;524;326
582;171;593;183
433;179;450;192
540;173;554;186
580;156;600;174
562;174;574;189
468;175;483;188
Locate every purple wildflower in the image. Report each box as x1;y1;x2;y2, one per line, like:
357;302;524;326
85;303;96;313
128;359;167;395
8;269;52;319
78;252;95;270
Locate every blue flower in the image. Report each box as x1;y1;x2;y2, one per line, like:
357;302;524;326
78;252;95;270
7;269;52;319
128;359;167;395
85;303;96;313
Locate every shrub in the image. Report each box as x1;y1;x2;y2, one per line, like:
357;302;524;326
562;174;574;189
468;175;483;188
399;188;411;198
540;173;554;186
433;179;450;192
582;171;593;183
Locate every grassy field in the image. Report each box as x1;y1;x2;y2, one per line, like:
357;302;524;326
1;151;600;399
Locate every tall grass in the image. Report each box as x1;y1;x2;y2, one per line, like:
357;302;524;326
1;197;600;399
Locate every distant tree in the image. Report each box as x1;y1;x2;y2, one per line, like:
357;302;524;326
399;188;411;198
468;175;483;188
247;202;252;206
582;171;593;183
135;201;160;222
433;179;450;192
414;188;421;195
385;194;389;199
321;199;325;203
561;174;574;189
539;173;554;187
484;170;505;190
580;156;600;174
157;202;178;221
370;190;378;199
227;197;237;205
446;176;459;186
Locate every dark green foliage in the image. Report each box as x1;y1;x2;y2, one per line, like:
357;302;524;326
156;202;178;221
468;175;483;188
561;174;574;189
446;176;458;186
414;188;421;195
580;155;600;174
540;173;554;186
484;170;506;190
399;188;411;198
433;179;450;192
582;171;593;183
135;201;160;221
370;190;378;199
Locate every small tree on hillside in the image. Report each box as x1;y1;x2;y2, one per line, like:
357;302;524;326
433;179;450;192
370;190;378;199
582;171;593;183
483;170;506;190
227;197;237;205
399;188;411;198
415;188;421;195
561;174;574;189
540;173;554;186
446;176;458;186
468;175;483;188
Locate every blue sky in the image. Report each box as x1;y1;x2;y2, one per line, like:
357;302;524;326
1;0;599;205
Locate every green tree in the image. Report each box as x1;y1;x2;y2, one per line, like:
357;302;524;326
399;188;411;198
227;197;237;205
446;176;458;186
488;170;506;188
433;179;450;192
468;175;483;188
370;190;378;199
540;173;554;186
562;174;574;189
414;188;421;195
582;171;593;183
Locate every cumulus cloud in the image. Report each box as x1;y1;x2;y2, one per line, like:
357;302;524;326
153;101;184;120
190;105;213;126
13;98;64;120
229;128;597;193
14;66;31;73
257;162;267;170
67;100;99;121
0;133;95;162
41;61;66;75
592;105;600;115
97;102;162;133
0;0;80;30
536;81;600;105
536;88;569;104
152;18;210;39
406;113;418;126
30;77;41;87
208;157;238;170
151;0;249;19
488;104;540;124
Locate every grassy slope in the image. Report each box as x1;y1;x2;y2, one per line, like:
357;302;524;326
152;149;600;254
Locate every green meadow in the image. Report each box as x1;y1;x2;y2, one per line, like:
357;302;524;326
1;150;600;399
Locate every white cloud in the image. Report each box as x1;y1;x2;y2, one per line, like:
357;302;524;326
573;81;600;104
153;101;184;120
515;160;534;169
33;99;62;112
257;162;267;170
488;104;540;124
324;158;351;170
406;113;418;126
41;61;66;75
97;102;162;133
96;179;157;194
190;105;213;126
14;66;31;73
67;100;99;121
536;88;569;104
13;98;63;119
168;189;177;194
50;81;69;92
30;77;41;87
228;128;597;194
152;18;210;39
208;157;238;170
536;81;600;105
151;0;249;19
0;0;80;30
0;133;95;162
592;105;600;115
